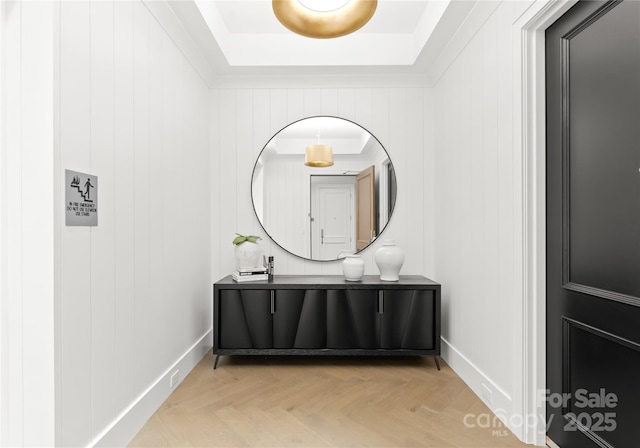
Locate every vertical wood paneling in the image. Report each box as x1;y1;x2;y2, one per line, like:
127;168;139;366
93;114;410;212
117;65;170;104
174;57;187;347
160;32;174;361
481;12;500;385
219;90;237;274
303;89;322;117
18;2;55;444
423;88;435;276
3;1;24;443
54;2;211;444
2;2;56;444
388;89;406;243
405;88;425;273
90;0;116;436
211;85;432;279
167;36;183;360
132;0;152;394
268;89;290;273
59;2;92;446
337;88;356;122
236;90;254;236
114;0;136;413
320;88;338;116
186;64;210;340
210;89;222;282
464;23;482;362
496;2;515;393
146;14;164;378
432;1;521;408
354;88;373;130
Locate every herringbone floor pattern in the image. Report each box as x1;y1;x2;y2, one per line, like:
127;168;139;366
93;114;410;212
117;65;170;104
128;353;529;447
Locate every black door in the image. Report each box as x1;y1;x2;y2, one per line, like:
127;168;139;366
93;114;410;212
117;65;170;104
546;1;640;446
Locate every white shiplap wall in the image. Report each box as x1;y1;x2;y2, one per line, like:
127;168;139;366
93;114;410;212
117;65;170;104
1;2;55;446
210;87;435;283
55;2;210;446
430;1;536;439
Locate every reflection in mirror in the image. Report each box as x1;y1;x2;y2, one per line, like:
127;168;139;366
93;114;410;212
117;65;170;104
251;116;397;261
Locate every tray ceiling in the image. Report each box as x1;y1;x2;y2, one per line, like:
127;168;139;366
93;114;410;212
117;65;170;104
166;0;479;78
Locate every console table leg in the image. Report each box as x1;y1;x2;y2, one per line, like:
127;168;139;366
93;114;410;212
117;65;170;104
434;356;441;371
214;354;221;370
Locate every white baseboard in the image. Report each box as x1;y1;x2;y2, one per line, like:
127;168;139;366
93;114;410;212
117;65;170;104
91;330;213;448
441;337;522;440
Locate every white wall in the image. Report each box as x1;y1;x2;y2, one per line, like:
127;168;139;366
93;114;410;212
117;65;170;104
1;1;55;446
210;87;435;282
54;2;211;446
430;0;540;442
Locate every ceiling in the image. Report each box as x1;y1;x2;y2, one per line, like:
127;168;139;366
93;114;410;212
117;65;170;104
166;0;480;81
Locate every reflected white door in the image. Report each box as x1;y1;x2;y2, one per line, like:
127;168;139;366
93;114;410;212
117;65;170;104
310;176;355;259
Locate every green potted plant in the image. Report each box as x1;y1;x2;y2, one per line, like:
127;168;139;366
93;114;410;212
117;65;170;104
232;233;262;270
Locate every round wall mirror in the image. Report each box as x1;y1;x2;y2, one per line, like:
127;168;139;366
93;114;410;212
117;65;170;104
251;116;397;261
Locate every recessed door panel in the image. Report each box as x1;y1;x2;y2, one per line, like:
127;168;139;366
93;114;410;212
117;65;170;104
566;0;640;301
547;2;640;446
563;319;640;448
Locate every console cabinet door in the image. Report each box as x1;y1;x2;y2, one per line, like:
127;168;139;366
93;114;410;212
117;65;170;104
219;289;272;348
327;289;379;349
218;286;436;352
273;289;326;349
381;290;435;349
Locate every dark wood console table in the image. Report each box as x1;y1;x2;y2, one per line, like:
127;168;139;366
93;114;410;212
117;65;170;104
212;275;441;369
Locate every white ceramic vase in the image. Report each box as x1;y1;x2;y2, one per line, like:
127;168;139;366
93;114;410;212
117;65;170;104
374;239;405;281
342;254;365;281
234;241;261;270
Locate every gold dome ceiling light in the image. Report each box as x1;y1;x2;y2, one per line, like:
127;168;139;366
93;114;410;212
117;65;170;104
273;0;378;39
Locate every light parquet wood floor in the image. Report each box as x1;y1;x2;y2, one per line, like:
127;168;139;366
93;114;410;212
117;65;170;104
128;353;530;448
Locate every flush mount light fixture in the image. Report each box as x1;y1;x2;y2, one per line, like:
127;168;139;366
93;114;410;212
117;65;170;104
273;0;378;39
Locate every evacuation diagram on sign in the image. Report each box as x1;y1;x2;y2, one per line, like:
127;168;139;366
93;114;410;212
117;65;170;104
70;175;94;202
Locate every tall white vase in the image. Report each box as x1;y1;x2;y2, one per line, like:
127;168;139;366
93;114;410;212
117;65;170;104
234;241;261;269
374;240;404;281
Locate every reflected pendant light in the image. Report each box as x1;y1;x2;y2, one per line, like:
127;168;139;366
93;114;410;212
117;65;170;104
305;143;334;167
273;0;378;39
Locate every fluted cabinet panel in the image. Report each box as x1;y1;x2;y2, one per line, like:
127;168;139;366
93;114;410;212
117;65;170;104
293;290;327;349
241;290;273;348
326;289;379;349
213;275;440;366
382;290;435;349
381;290;413;348
220;290;272;348
327;290;358;348
346;290;380;349
402;290;435;349
273;290;305;348
220;290;251;348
